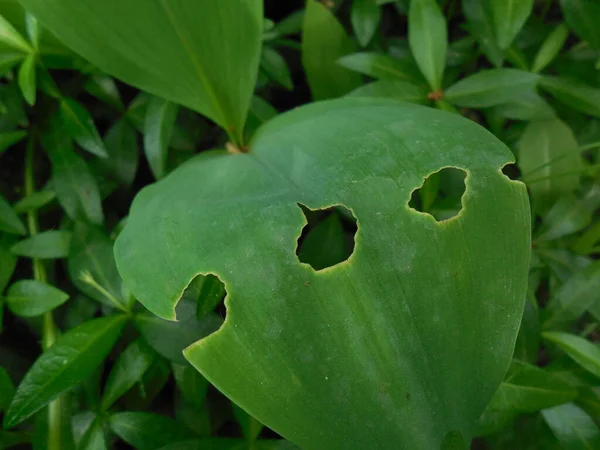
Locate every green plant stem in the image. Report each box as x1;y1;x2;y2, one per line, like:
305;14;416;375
25;135;61;450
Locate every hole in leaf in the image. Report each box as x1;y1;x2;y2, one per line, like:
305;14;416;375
409;167;467;221
296;204;357;270
501;163;520;181
180;273;227;320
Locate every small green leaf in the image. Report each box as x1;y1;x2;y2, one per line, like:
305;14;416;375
542;403;600;449
0;233;17;293
491;0;534;50
261;47;292;91
24;13;39;49
540;76;600;119
84;75;123;111
491;92;555;121
445;69;539;108
463;0;503;67
0;366;15;413
543;262;600;329
13;190;56;215
543;332;600;379
0;130;27;154
337;52;422;82
11;230;72;259
0;13;32;53
101;340;155;410
101;118;139;187
560;0;600;50
4;279;69;317
532;24;569;73
537;195;591;242
0;193;25;235
78;417;108;450
17;53;36;106
519;119;582;214
59;98;108;158
143;96;178;180
351;0;381;47
172;364;209;409
3;315;127;428
347;79;429;103
409;0;447;91
109;412;195;450
302;0;361;100
0;52;25;76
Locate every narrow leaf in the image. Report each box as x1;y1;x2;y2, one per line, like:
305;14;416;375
102;119;139;187
3;315;127;428
11;230;72;259
543;332;600;379
5;279;69;317
491;0;534;50
17;53;36;106
59;98;108;158
143;96;178;180
351;0;381;47
0;13;32;53
463;0;503;67
543;403;600;449
532;24;569;73
337;52;422;82
538;195;591;242
13;191;56;215
347;79;428;104
260;47;293;91
0;193;26;235
109;412;195;450
0;130;27;154
540;76;600;119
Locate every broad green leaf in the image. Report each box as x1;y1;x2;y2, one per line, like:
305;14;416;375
68;223;125;310
17;52;35;106
297;214;347;271
101;118;139;187
537;195;591;242
491;0;534;50
543;262;600;329
543;332;600;379
0;233;17;293
337;52;422;82
491;91;555;121
46;136;103;225
351;0;381;47
18;0;263;144
486;361;577;413
59;98;108;158
445;69;539;108
11;230;71;259
0;193;25;235
4;279;69;317
0;130;27;154
302;0;361;100
462;0;503;67
540;76;600;119
347;79;428;103
560;0;600;50
143;96;178;180
519;119;582;214
0;366;15;412
542;403;600;449
260;47;293;91
532;24;569;73
115;98;530;449
408;0;447;91
3;315;127;428
0;12;32;53
78;417;107;450
13;190;55;214
109;412;195;450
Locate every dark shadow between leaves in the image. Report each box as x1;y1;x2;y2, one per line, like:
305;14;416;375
408;167;467;222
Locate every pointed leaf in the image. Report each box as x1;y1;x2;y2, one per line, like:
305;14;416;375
109;412;195;450
101;119;139;186
409;0;447;91
78;417;108;450
3;315;127;428
18;0;263;143
0;130;27;154
560;0;600;50
0;193;25;235
17;53;35;106
0;366;15;413
5;279;69;317
11;230;71;259
143;96;178;180
538;195;591;242
302;0;361;100
491;0;534;50
59;98;108;158
13;191;55;215
0;13;32;53
543;332;600;379
540;76;600;119
542;403;600;450
491;91;555;121
351;0;381;47
337;52;422;82
0;233;17;293
463;0;503;67
532;24;569;73
347;79;428;103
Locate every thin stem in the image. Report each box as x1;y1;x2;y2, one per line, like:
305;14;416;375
79;270;129;313
25;135;61;450
579;141;600;152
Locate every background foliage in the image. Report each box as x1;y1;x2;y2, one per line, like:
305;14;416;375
0;0;600;448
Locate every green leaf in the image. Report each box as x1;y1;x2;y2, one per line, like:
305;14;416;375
302;0;361;100
101;118;139;187
532;24;569;73
3;315;127;428
297;214;347;271
11;230;71;259
519;119;582;214
542;403;600;449
0;130;27;154
78;417;108;450
491;91;555;121
486;361;577;413
537;195;591;242
540;76;600;119
0;193;25;235
13;190;55;215
135;302;222;364
351;0;381;47
68;223;125;310
17;53;35;106
84;75;123;111
0;52;25;76
172;363;209;409
109;412;195;450
195;274;226;319
59;98;108;158
543;262;600;329
491;0;534;50
0;13;32;53
445;69;539;108
4;279;69;317
233;404;264;442
0;233;17;293
101;339;155;410
560;0;600;50
337;52;422;82
543;332;600;379
143;96;178;180
0;366;15;412
408;0;447;91
260;47;293;91
19;0;263;144
462;0;503;67
115;98;530;448
347;79;429;103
